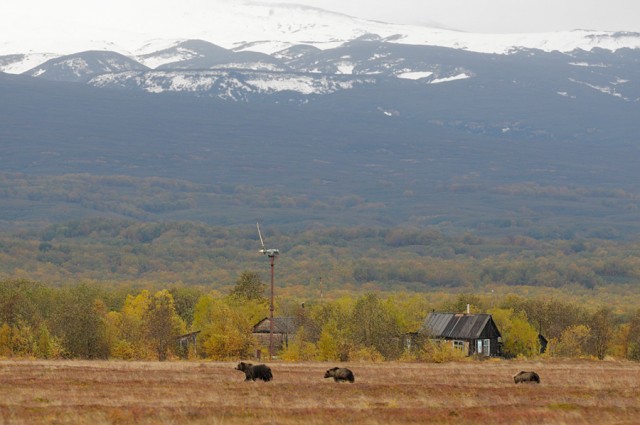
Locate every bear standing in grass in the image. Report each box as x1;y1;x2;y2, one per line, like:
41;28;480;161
324;367;355;383
235;362;273;382
513;371;540;384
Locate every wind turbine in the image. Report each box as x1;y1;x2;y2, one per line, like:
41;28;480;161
256;222;279;360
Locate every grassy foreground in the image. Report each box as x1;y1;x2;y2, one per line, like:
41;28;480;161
0;359;639;424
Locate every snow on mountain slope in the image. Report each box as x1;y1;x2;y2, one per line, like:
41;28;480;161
24;51;148;82
2;0;640;75
89;69;372;100
140;40;286;71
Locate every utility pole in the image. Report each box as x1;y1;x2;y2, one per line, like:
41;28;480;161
257;223;279;360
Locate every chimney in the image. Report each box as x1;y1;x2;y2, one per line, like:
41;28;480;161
466;304;470;314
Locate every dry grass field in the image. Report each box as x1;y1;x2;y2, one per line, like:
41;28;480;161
1;359;639;425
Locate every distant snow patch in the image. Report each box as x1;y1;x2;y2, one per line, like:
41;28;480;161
397;71;433;80
336;62;355;74
64;58;91;77
569;78;627;100
568;62;609;68
377;107;399;116
557;91;576;99
246;75;357;95
430;73;470;84
370;53;390;60
210;62;285;71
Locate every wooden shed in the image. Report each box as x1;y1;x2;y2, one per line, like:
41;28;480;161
252;317;299;352
176;330;201;358
421;312;502;357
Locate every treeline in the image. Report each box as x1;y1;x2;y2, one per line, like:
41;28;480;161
2;219;640;292
0;173;377;221
2;278;640;362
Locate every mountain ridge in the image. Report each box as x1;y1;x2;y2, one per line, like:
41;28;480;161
2;1;640;74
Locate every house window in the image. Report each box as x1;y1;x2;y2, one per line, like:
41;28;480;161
477;340;483;354
483;339;490;356
453;340;464;351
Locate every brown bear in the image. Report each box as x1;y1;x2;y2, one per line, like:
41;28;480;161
235;362;273;382
324;367;355;383
513;370;540;384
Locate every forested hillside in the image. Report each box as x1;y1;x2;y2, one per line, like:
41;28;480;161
2;217;640;292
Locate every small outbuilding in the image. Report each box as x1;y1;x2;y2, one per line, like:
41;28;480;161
176;330;201;358
252;317;299;352
421;312;502;357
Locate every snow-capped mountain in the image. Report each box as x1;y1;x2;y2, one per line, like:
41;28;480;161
14;37;639;106
1;0;640;75
2;2;640;232
0;0;637;141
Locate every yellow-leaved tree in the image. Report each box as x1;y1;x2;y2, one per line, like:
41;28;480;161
108;290;152;359
280;325;318;361
553;324;591;358
143;290;186;361
312;297;354;361
489;308;540;358
316;319;341;361
191;294;257;360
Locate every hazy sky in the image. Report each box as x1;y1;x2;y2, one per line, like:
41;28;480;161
262;0;640;33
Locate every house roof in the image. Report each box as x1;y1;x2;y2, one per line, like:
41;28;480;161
421;313;500;339
253;317;298;334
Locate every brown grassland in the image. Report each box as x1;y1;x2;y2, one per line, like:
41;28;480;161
1;359;639;425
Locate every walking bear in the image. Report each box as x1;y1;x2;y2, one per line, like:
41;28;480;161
513;370;540;384
324;367;355;383
235;362;273;382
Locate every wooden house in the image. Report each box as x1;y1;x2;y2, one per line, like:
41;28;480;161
421;312;502;357
252;317;299;352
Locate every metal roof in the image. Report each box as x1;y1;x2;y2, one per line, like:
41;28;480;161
421;313;497;339
253;317;298;334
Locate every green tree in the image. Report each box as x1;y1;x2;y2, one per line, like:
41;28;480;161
169;285;206;327
445;294;484;315
589;307;615;360
350;293;402;360
35;324;53;358
230;271;266;301
312;298;353;361
0;279;52;327
626;309;640;360
0;323;11;356
50;283;109;359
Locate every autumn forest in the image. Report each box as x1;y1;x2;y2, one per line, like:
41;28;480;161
2;216;640;362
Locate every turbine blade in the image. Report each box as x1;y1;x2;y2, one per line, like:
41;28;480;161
256;222;265;248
